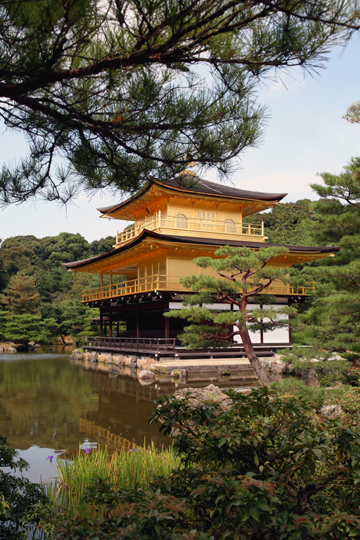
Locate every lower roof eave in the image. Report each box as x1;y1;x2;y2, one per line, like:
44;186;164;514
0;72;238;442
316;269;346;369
63;229;340;271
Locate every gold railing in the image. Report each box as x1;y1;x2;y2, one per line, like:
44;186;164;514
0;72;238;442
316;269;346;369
115;214;265;246
82;275;315;302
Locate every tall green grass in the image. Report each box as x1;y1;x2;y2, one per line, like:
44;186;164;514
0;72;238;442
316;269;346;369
44;443;180;518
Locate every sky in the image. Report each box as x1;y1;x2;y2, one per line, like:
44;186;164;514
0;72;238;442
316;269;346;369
1;35;360;243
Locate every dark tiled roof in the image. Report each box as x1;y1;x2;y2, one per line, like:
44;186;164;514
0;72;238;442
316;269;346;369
158;176;287;200
63;229;339;269
97;176;287;214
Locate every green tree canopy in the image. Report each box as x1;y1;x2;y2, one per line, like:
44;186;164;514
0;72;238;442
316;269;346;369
294;157;360;352
40;233;91;268
0;234;109;342
0;311;57;344
244;199;316;246
0;0;359;204
0;271;40;314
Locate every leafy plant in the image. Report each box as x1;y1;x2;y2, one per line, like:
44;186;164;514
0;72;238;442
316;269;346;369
47;388;360;539
0;430;46;539
337;387;360;415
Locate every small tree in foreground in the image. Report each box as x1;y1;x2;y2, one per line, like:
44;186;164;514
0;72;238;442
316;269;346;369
166;246;297;386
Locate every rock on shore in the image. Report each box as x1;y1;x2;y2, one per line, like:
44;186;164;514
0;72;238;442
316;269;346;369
138;370;155;381
173;384;233;409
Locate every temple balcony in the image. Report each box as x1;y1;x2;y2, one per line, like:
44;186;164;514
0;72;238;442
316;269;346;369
115;214;265;247
81;275;315;303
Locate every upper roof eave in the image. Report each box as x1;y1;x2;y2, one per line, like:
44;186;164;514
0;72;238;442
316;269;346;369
63;229;340;270
97;176;288;217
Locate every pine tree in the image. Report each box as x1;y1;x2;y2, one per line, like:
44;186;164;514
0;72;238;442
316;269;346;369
0;271;39;314
0;0;358;204
295;157;360;353
2;313;57;344
166;245;297;386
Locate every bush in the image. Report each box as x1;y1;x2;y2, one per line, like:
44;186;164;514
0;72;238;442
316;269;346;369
47;388;360;539
337;387;360;415
270;377;329;410
0;430;47;539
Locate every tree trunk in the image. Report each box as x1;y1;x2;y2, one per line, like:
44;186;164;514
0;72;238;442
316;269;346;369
239;326;271;386
56;326;66;346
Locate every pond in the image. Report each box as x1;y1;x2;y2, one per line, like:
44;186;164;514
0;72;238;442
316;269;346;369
0;348;255;482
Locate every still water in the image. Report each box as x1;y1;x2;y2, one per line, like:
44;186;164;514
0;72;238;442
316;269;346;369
0;349;254;482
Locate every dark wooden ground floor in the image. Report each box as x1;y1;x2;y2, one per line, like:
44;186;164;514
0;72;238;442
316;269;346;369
95;300;187;339
83;336;293;359
87;295;292;357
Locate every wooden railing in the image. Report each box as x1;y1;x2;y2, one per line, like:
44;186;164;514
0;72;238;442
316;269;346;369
83;336;177;352
82;275;315;302
82;275;177;302
115;214;265;246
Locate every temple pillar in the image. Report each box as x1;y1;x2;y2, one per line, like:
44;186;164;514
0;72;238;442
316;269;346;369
100;312;103;337
136;305;140;338
109;309;113;338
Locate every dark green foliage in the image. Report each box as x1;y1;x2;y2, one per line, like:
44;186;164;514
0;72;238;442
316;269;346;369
39;233;91;268
0;236;37;282
88;237;116;257
0;311;57;344
0;430;46;539
48;388;360;539
0;233;116;342
0;1;358;203
54;300;99;340
270;378;331;411
0;271;40;314
293;157;360;352
244;199;316;246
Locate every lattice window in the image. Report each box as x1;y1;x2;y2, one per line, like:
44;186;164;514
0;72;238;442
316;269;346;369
176;214;188;228
196;211;216;221
225;219;235;233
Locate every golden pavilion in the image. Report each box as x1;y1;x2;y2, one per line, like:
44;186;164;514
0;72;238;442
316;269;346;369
64;174;338;357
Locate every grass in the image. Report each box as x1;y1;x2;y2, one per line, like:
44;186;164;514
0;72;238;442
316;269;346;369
44;442;180;519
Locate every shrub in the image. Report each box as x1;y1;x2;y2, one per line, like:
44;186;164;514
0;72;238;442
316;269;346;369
270;377;329;410
0;430;47;539
341;352;360;363
47;388;360;539
337;387;360;415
